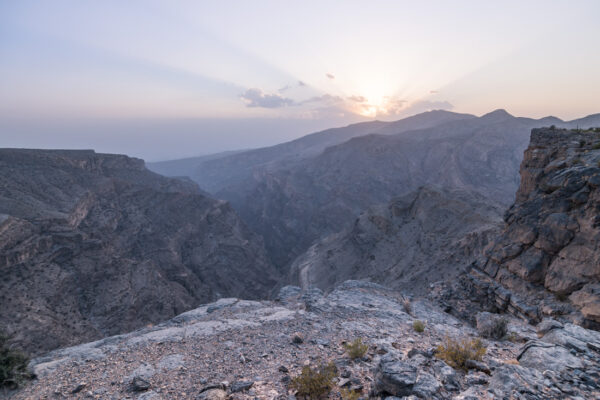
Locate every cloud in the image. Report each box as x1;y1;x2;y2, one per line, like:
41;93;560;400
347;95;368;103
300;94;344;105
326;73;335;80
297;80;307;87
241;88;295;108
429;90;439;94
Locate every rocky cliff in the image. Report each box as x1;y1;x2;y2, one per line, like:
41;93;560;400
12;281;600;399
439;128;600;330
0;149;278;355
287;186;503;294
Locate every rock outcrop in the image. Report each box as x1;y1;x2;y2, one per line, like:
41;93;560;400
0;149;278;355
12;281;600;399
288;186;503;294
439;128;600;330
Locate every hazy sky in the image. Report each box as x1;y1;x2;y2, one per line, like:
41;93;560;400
1;1;599;161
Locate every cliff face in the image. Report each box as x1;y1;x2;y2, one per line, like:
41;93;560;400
287;186;503;294
0;149;278;355
454;128;600;328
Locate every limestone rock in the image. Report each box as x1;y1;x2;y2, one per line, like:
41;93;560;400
373;358;417;397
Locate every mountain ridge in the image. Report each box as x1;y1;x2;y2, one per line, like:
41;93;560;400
0;149;278;355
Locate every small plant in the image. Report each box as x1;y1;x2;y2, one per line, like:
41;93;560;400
413;320;425;333
479;318;507;340
401;297;412;315
289;361;337;399
343;338;368;360
506;332;521;343
436;337;486;371
549;125;556;130
340;388;361;400
0;334;31;389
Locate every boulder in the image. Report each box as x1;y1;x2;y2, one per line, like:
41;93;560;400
518;341;583;372
373;358;417;397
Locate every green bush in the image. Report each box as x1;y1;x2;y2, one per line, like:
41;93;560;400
289;361;337;399
436;337;486;371
413;320;425;333
0;334;31;389
343;338;368;360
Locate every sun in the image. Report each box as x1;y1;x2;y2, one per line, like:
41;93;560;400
359;105;378;117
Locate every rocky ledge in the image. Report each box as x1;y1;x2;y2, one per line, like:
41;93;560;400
10;281;600;399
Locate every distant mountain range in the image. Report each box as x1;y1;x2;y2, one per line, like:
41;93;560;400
149;110;600;269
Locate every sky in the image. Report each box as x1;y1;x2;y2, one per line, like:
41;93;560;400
1;1;599;161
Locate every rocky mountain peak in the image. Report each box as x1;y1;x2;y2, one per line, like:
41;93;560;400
479;109;514;122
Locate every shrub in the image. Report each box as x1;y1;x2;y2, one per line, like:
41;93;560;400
506;332;521;343
413;320;425;333
401;297;412;315
592;142;600;150
289;361;337;399
0;334;31;389
479;318;507;340
343;338;368;360
436;337;486;371
340;388;360;400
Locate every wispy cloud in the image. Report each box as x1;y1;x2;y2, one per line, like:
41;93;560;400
325;73;335;80
241;88;295;108
347;95;367;103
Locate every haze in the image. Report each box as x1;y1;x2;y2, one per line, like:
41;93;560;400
1;0;599;161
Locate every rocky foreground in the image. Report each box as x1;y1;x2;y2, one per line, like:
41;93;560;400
11;281;600;399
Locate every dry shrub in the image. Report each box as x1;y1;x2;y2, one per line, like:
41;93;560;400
0;334;31;389
340;388;360;400
480;318;507;340
436;337;486;371
343;338;368;360
289;361;337;399
413;320;425;333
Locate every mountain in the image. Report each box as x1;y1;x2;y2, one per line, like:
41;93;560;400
287;186;503;294
437;127;600;329
0;149;278;355
147;110;476;194
150;110;599;271
212;110;552;268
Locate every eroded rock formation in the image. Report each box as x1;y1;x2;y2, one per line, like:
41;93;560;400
0;149;278;354
440;128;600;329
